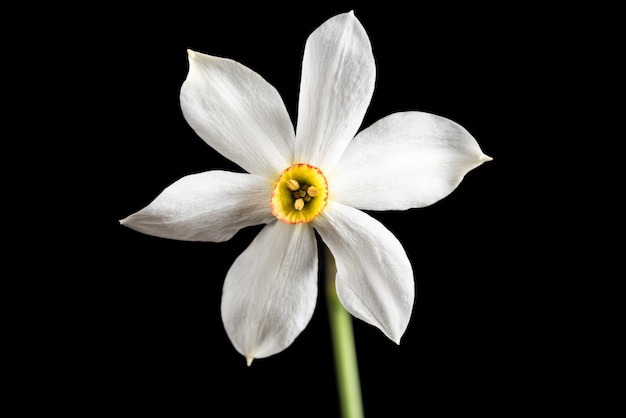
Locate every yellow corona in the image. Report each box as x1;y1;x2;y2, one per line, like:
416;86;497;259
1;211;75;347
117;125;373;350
271;163;329;224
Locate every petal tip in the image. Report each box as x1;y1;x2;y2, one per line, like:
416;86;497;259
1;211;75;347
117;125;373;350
246;355;254;367
480;154;493;162
389;331;403;345
344;10;358;21
187;48;197;59
119;213;141;228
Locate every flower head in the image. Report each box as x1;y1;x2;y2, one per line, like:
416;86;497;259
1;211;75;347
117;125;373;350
121;11;491;364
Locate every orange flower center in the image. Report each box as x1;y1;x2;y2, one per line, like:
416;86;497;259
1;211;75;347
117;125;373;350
270;164;328;224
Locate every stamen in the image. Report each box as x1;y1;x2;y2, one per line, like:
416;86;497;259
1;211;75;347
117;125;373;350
286;179;300;191
294;198;305;211
307;186;319;197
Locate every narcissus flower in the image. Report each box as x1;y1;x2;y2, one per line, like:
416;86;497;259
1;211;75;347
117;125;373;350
121;11;491;365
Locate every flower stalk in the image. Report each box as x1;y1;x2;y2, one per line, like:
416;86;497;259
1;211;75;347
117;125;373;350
325;246;364;418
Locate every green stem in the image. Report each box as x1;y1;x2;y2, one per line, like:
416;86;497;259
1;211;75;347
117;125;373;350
325;247;364;418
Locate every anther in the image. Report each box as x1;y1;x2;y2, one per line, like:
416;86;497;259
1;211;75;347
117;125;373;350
307;186;319;197
294;198;305;211
286;179;300;191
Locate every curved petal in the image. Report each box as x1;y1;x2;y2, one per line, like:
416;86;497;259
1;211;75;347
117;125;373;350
313;202;414;343
221;222;318;364
181;50;295;179
295;11;376;171
330;112;492;210
120;171;274;242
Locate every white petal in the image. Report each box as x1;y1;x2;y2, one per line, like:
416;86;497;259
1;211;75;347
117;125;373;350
120;171;274;242
221;222;318;362
313;202;414;343
330;112;492;210
181;50;295;179
295;11;376;171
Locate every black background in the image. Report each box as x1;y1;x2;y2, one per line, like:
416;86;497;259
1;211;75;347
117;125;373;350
22;2;609;416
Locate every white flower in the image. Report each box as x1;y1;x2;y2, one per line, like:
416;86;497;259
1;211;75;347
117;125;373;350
121;11;491;365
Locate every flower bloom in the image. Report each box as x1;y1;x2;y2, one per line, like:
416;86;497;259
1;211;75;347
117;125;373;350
121;11;491;365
